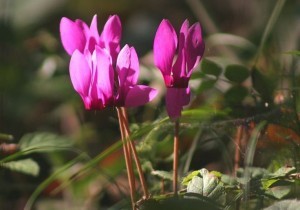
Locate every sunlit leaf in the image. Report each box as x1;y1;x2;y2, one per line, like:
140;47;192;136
1;158;39;176
19;132;73;154
224;64;249;83
186;169;225;200
269;166;296;178
182;170;201;186
151;170;172;180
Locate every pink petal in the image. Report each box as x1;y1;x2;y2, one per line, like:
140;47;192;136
153;19;177;77
69;50;91;97
116;45;139;88
89;15;100;40
85;15;100;52
186;22;205;76
165;87;190;119
94;46;114;105
60;17;86;55
100;15;122;61
172;19;189;79
125;85;157;107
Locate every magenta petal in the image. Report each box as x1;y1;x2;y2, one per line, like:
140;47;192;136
165;87;190;119
172;20;189;79
125;85;157;107
186;23;205;76
94;46;114;104
69;50;91;97
100;15;122;61
116;45;139;88
89;15;100;40
153;19;177;77
60;17;86;55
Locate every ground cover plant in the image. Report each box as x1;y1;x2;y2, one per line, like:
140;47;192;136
0;0;299;209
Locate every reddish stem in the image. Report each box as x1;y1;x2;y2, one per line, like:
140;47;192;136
173;119;180;195
120;107;149;199
116;107;136;209
234;126;244;176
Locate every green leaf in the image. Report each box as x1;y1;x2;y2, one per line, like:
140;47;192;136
269;166;296;178
251;67;275;102
19;132;73;154
265;185;291;199
224;64;249;83
196;79;217;93
201;59;222;77
224;85;248;104
261;178;280;189
182;170;201;186
151;170;173;180
264;199;300;210
1;158;39;176
186;169;225;200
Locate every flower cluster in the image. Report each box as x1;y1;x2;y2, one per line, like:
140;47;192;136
60;15;157;110
60;15;205;118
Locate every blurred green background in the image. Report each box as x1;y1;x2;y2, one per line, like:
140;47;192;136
0;0;299;209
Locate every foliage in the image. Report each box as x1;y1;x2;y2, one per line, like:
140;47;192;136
1;0;300;209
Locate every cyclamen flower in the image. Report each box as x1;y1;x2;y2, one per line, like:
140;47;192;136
60;14;121;61
69;45;157;109
153;19;205;119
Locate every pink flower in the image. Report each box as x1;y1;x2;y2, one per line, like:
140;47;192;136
60;15;121;61
153;19;205;119
69;45;157;110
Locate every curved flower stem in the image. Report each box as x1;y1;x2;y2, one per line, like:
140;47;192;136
173;119;180;195
120;107;150;199
116;107;136;210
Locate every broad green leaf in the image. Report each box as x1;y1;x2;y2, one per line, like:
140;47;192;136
269;166;296;178
1;158;39;176
186;169;225;200
182;170;201;186
151;170;172;180
201;59;222;77
224;85;248;104
265;185;291;199
224;64;249;83
261;178;279;189
19;132;73;154
264;199;300;210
